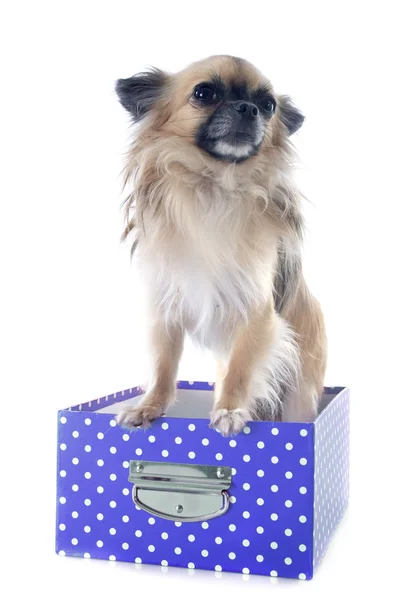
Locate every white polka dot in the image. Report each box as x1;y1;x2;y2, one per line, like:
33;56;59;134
202;438;209;446
270;513;278;521
161;422;169;430
109;555;116;561
243;483;250;490
215;565;222;572
173;547;182;555
122;461;129;468
201;549;209;557
187;534;195;542
161;450;169;457
135;557;142;564
242;567;250;574
110;419;117;427
188;451;196;459
215;537;222;544
284;557;292;565
271;484;278;492
161;560;168;566
72;511;78;519
270;570;278;577
229;552;236;560
59;470;66;477
201;522;209;529
60;416;67;424
84;445;92;453
122;515;129;523
110;474;117;481
122;434;130;442
243;426;251;434
257;441;265;449
285;529;292;536
299;544;307;552
83;525;91;533
270;542;278;549
71;538;78;546
300;458;307;465
59;524;66;531
256;555;264;562
271;427;279;435
148;517;155;525
97;513;104;521
60;443;67;451
110;446;117;454
59;497;66;504
229;439;237;447
135;448;143;456
58;550;66;556
300;429;308;437
256;526;264;534
122;488;129;496
299;573;306;580
97;486;104;494
175;437;182;444
299;515;307;523
229;524;236;532
84;553;91;559
188;562;195;569
97;432;104;440
271;456;279;464
257;469;264;477
300;486;307;494
72;458;79;465
148;545;155;552
285;442;293;450
231;468;237;475
243;511;250;519
230;496;236;504
122;543;129;550
109;528;116;535
84;418;91;425
174;522;182;527
97;459;104;467
109;501;116;508
242;539;250;547
84;499;91;506
188;423;196;431
257;498;264;506
215;453;223;460
285;471;293;479
285;500;293;508
135;530;142;538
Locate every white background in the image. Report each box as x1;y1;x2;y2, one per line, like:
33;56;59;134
1;1;415;598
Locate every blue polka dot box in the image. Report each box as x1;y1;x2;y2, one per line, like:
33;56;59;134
56;381;349;580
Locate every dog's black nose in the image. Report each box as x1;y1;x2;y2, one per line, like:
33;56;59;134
234;101;259;119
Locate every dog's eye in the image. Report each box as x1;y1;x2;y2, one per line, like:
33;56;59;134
194;84;217;103
261;98;276;113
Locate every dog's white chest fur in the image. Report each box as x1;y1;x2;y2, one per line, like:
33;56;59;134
140;187;276;357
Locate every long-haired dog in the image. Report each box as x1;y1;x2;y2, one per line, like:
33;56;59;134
115;55;327;435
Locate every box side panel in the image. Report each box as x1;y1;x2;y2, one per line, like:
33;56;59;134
313;388;350;572
55;411;315;579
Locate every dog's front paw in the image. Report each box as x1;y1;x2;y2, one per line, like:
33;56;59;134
117;403;164;429
210;407;250;437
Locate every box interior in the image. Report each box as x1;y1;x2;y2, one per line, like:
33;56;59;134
96;388;340;420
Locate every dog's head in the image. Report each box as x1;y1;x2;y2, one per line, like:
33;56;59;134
116;55;303;164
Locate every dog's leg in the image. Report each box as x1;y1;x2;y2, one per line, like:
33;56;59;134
210;299;279;436
117;319;184;428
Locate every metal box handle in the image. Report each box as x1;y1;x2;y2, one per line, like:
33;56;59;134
128;461;232;522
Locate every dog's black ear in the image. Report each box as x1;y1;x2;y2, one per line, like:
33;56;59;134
115;68;168;121
279;96;304;135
